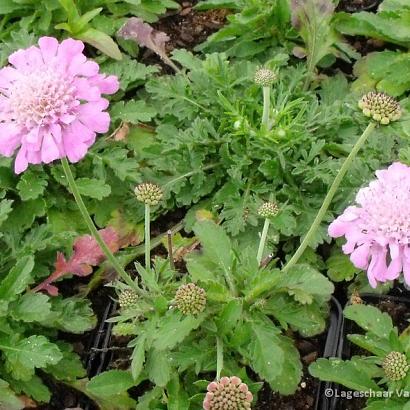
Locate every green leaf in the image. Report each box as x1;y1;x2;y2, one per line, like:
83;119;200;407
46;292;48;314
0;379;25;410
167;376;190;410
347;334;391;356
216;299;243;334
309;358;382;391
77;28;122;60
0;256;34;301
75;177;111;200
87;370;134;398
110;100;157;124
17;171;47;201
248;319;284;386
147;349;171;387
11;375;51;403
277;264;334;304
344;305;393;339
153;311;206;351
9;293;51;323
192;220;232;274
0;199;13;226
0;335;62;381
45;342;86;381
131;336;146;381
326;251;359;282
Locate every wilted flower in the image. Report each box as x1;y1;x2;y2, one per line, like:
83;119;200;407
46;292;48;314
349;289;363;305
203;376;253;410
329;162;410;288
358;92;401;125
0;37;119;173
254;68;276;87
134;182;163;206
118;289;139;309
258;202;279;218
382;352;409;381
175;283;206;315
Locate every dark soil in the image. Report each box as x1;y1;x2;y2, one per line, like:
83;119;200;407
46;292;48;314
337;0;382;12
337;295;410;410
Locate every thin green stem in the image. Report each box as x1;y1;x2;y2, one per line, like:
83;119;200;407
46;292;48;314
261;86;271;130
145;204;151;269
61;157;135;289
257;219;270;266
282;122;376;273
216;337;223;380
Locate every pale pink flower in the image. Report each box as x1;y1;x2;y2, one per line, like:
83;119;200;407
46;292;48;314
0;37;119;173
329;162;410;288
203;376;253;409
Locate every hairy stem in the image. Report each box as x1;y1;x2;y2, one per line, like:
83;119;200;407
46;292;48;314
216;337;223;380
261;86;271;130
282;122;376;273
257;219;270;266
61;157;135;288
145;204;151;269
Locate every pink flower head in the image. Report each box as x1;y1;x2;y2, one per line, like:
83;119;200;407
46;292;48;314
203;376;253;410
329;162;410;288
0;37;119;173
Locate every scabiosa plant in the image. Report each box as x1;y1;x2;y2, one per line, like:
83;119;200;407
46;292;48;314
254;67;276;130
0;37;139;290
382;352;409;381
0;36;119;173
118;288;139;309
256;201;279;265
282;93;401;274
174;283;207;315
203;377;253;410
329;162;410;288
135;182;163;268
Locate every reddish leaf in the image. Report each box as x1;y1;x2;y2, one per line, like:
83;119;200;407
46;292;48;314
33;227;121;295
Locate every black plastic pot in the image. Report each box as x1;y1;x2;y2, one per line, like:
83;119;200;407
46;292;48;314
329;293;410;410
77;300;117;410
314;296;344;410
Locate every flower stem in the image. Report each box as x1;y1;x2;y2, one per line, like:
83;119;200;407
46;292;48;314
257;219;270;266
145;204;151;269
61;157;135;289
216;336;223;380
261;86;271;130
282;121;377;273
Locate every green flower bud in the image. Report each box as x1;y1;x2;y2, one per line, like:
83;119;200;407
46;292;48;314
254;68;276;87
382;351;409;381
358;92;401;125
258;202;279;218
134;183;163;206
118;289;139;309
175;283;206;315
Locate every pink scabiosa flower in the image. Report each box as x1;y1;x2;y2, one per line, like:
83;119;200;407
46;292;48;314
328;162;410;288
0;37;119;173
203;376;253;410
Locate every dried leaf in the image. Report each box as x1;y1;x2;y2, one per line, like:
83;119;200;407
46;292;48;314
118;17;169;60
117;18;179;72
33;227;122;295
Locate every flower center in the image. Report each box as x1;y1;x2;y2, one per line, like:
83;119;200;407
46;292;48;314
7;67;77;128
359;182;410;244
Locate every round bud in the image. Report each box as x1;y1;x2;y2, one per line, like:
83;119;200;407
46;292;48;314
175;283;206;315
382;351;409;381
118;289;139;309
258;202;279;218
203;376;253;410
358;92;401;125
254;68;276;87
134;183;163;205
